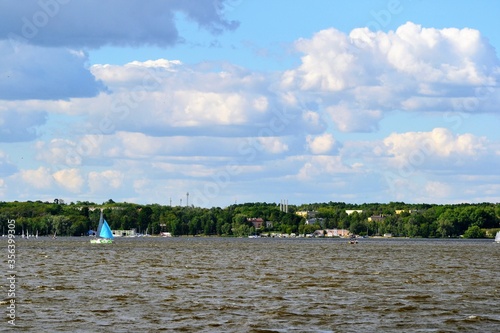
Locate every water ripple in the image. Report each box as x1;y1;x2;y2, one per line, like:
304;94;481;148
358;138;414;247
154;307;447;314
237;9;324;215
2;237;498;332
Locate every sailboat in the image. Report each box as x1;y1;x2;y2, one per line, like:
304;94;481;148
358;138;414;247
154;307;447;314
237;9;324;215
495;231;500;243
90;210;114;244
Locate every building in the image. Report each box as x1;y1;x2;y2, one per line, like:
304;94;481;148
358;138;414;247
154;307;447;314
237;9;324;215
247;218;264;229
325;229;350;237
313;229;324;237
305;217;325;227
296;211;317;218
111;228;137;237
395;209;420;215
345;210;363;215
368;215;385;222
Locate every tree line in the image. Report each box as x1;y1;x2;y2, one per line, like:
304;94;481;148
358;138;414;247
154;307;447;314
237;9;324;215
1;200;499;238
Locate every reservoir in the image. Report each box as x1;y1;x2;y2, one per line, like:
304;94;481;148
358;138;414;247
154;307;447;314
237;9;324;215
3;237;499;332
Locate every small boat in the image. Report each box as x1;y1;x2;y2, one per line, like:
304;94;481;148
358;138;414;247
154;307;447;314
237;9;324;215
348;235;358;244
90;210;114;244
495;231;500;243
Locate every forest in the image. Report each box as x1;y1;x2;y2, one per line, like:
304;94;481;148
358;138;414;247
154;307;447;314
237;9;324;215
1;200;499;239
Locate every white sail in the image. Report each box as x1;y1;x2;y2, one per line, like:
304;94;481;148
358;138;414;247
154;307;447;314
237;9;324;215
495;231;500;243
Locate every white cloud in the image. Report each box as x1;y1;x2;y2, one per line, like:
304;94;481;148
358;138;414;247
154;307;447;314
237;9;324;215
114;132;164;158
301;110;328;134
88;170;124;193
296;155;352;180
36;139;78;166
326;104;382;133
53;168;84;193
306;133;335;154
287;22;498;91
257;137;289;154
283;22;500;132
20;166;53;189
51;60;296;138
90;59;181;87
172;90;248;126
425;181;452;198
383;128;488;167
2;17;500;206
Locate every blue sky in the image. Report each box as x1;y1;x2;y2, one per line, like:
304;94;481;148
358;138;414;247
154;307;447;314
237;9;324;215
1;0;500;207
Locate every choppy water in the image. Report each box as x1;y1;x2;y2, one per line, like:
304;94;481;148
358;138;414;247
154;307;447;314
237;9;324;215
2;237;499;332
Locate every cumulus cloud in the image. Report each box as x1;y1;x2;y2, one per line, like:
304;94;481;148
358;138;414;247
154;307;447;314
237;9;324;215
3;17;499;205
287;22;499;91
383;127;488;167
306;133;336;154
296;155;354;181
90;59;182;87
301;110;328;134
257;137;289;154
0;0;238;48
20;166;53;189
326;104;382;133
283;22;500;132
88;170;124;193
61;59;304;138
425;181;452;199
53;168;84;193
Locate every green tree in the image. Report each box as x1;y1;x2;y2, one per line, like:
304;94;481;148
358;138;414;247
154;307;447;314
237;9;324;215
437;209;457;237
463;225;485;238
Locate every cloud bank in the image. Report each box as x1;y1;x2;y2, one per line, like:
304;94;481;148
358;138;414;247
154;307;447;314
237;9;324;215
0;0;239;48
1;19;500;205
284;22;500;132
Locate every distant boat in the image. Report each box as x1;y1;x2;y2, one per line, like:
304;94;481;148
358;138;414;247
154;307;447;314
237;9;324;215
90;210;114;244
495;231;500;243
348;234;358;244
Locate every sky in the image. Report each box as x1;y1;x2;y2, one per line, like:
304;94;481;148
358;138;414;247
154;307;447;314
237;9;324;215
1;0;500;207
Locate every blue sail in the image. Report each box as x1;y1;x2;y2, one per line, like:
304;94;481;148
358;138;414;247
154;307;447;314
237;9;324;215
99;219;114;239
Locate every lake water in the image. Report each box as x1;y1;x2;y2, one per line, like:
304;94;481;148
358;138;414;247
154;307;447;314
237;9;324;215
2;237;499;332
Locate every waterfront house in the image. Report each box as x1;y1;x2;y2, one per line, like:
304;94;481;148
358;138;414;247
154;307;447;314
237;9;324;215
247;217;265;229
111;228;137;237
325;229;350;237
